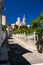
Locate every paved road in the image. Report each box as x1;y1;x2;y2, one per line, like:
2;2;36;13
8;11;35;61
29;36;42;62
8;35;43;65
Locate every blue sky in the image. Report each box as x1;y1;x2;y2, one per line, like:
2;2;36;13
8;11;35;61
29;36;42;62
3;0;43;25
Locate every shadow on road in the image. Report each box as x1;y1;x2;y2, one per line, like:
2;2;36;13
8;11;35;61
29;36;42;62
1;38;32;65
8;37;13;39
8;43;32;65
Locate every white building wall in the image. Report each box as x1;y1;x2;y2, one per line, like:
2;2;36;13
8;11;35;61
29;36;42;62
16;17;21;26
0;15;6;47
2;15;6;25
11;24;15;29
22;15;26;25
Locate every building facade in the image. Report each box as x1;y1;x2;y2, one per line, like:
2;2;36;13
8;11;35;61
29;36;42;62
15;15;26;26
2;15;6;25
11;15;26;29
11;24;15;29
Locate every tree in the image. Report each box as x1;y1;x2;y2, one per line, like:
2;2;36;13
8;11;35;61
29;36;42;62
2;25;7;31
31;18;41;29
20;25;28;29
39;12;43;20
31;13;43;53
14;24;18;29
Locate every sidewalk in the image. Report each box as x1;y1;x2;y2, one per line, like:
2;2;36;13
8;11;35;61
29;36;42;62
13;35;37;52
10;35;43;65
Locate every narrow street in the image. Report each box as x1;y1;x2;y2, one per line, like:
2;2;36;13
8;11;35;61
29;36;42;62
0;0;43;65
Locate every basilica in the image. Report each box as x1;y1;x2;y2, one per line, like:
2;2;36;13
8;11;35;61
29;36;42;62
15;15;26;26
11;15;26;29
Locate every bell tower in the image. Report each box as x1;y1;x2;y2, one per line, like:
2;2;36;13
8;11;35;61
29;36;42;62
23;15;26;25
